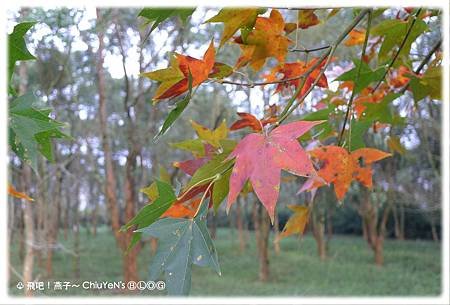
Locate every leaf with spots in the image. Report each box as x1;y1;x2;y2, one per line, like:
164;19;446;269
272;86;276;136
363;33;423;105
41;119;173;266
138;201;221;295
299;146;391;200
226;120;323;221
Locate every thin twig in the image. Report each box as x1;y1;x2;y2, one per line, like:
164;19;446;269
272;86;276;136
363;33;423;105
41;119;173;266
291;45;331;53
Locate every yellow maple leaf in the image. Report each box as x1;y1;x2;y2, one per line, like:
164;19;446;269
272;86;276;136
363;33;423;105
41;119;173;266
190;119;228;148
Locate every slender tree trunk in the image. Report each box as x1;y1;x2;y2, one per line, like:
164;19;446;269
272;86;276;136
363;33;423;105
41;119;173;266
96;8;122;245
312;209;326;261
21;165;34;297
89;177;98;237
73;183;81;278
46;168;62;278
252;203;270;282
236;198;246;252
326;208;334;242
19;57;34;296
430;216;439;242
272;212;281;255
374;205;391;266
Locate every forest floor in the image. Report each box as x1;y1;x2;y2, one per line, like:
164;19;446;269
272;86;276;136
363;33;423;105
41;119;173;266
8;227;441;297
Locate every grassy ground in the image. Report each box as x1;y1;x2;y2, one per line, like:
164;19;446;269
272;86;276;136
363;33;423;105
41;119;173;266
9;226;441;297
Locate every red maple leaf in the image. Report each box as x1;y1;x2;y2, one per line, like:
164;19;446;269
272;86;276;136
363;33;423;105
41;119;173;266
226;120;323;220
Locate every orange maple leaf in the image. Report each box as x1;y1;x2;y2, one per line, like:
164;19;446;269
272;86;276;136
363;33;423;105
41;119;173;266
234;9;291;71
299;146;391;200
143;41;215;101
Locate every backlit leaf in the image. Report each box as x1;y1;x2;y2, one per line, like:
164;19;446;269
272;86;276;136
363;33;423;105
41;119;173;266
227;120;323;221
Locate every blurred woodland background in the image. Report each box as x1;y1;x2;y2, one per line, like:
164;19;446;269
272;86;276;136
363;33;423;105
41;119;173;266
7;7;441;296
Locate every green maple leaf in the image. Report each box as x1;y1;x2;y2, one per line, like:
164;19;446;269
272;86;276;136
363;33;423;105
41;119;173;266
139;8;195;33
372;18;428;64
8;21;37;82
9;93;70;171
138;201;221;295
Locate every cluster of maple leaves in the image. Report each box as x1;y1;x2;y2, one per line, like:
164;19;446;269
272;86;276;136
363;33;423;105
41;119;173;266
138;7;436;224
120;6;442;295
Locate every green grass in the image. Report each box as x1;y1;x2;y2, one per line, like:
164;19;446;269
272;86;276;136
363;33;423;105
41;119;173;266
9;227;441;296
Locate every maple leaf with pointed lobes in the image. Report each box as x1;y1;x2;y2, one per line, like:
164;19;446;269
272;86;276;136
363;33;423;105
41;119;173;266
190;119;228;148
299;146;391;200
143;41;215;101
298;10;320;29
205;8;265;47
265;58;329;100
227;120;323;221
344;29;366;46
234;9;291;71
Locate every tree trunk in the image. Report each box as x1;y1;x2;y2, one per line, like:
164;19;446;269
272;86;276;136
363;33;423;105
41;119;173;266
236;198;246;252
89;177;98;237
312;209;326;261
430;216;439;242
96;8;123;247
272;211;281;255
252;203;270;282
19;57;34;296
21;165;34;297
46;167;62;278
73;183;81;278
